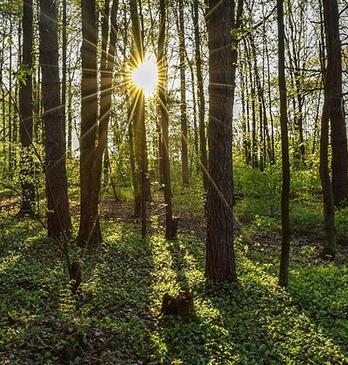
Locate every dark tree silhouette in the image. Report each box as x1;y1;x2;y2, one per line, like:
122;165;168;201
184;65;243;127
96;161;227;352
277;0;291;287
18;0;35;217
323;0;348;207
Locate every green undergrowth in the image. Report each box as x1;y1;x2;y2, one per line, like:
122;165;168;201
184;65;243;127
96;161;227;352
0;214;347;364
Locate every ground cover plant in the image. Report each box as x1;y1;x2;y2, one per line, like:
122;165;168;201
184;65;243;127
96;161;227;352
0;196;347;364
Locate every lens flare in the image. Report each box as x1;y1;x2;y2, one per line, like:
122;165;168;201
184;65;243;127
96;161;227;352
131;59;158;97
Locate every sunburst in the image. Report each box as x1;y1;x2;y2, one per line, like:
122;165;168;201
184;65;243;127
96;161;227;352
130;57;158;97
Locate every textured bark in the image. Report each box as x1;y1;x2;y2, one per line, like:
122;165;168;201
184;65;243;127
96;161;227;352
177;0;189;187
319;95;336;257
205;0;241;283
78;0;101;245
78;0;119;246
39;0;71;238
319;0;338;256
192;0;208;190
158;0;176;240
323;0;348;207
18;0;35;217
277;0;291;288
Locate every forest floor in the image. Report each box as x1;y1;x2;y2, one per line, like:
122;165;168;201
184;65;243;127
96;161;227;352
0;196;347;364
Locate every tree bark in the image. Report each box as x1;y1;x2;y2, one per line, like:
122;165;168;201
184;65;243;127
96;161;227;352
177;0;190;187
277;0;291;288
319;93;337;257
39;0;71;238
205;0;242;282
18;0;35;217
78;0;102;245
192;0;208;190
62;0;67;153
158;0;176;240
323;0;348;207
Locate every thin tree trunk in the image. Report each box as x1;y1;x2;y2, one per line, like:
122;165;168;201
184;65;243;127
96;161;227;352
187;59;199;164
192;0;208;190
320;93;336;256
130;0;147;237
277;0;291;288
158;0;177;240
99;1;119;192
177;0;189;187
18;0;35;217
62;0;67;154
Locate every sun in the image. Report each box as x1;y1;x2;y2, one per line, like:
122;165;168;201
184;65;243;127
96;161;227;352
131;58;158;97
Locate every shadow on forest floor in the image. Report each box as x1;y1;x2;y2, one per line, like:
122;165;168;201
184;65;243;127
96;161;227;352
0;211;347;364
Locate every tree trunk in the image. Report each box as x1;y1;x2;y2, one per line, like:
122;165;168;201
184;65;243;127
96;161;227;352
205;0;242;283
192;0;208;190
18;0;35;217
39;0;71;238
319;93;336;257
62;0;67;153
78;0;102;246
130;0;147;237
323;0;348;207
277;0;291;288
99;0;119;190
177;0;189;187
158;0;177;240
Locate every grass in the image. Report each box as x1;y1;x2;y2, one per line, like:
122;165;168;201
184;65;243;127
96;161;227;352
0;211;347;364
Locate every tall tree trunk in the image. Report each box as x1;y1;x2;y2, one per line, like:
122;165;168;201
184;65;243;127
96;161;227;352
158;0;177;240
130;0;147;237
177;0;189;187
320;92;337;257
101;0;119;189
248;35;266;170
244;39;258;169
78;0;101;245
277;0;291;288
67;76;73;157
62;0;67;154
187;59;199;164
8;21;14;175
18;0;35;217
192;0;208;190
78;0;119;246
240;67;250;165
39;0;71;238
319;0;339;256
205;0;242;282
287;0;305;166
323;0;348;207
